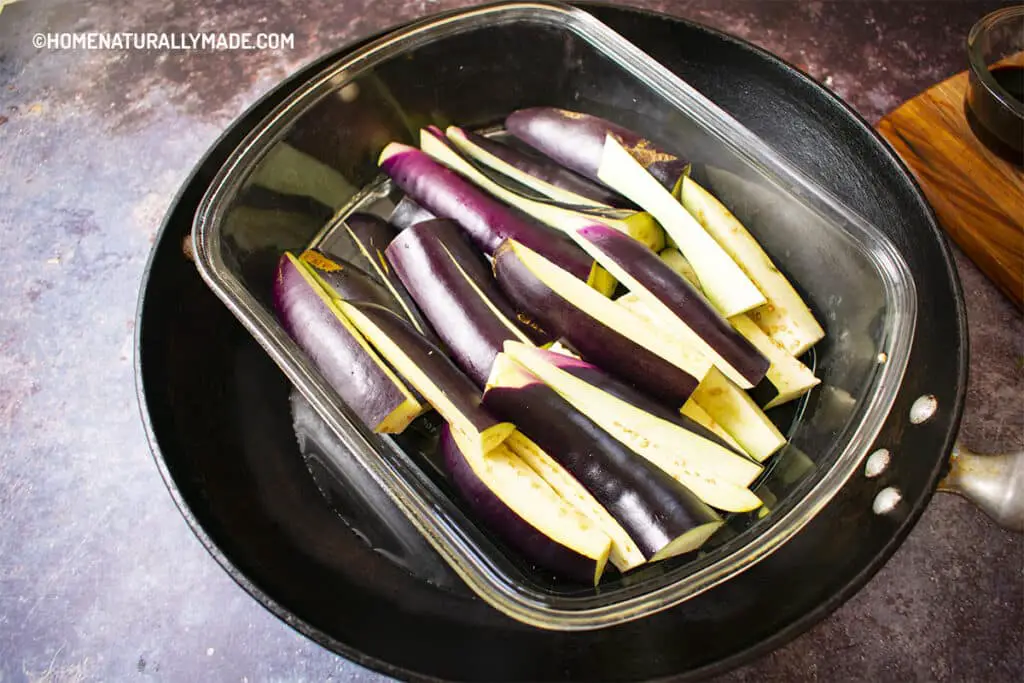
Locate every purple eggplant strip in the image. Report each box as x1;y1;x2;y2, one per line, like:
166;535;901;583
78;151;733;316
493;241;699;405
378;143;596;283
459;128;632;207
272;253;418;433
482;365;721;560
386;219;545;386
440;426;605;585
342;212;441;346
578;223;770;387
506;107;689;192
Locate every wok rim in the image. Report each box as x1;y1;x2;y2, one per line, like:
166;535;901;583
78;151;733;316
134;3;969;680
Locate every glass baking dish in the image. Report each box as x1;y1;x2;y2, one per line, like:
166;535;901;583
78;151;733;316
191;0;916;630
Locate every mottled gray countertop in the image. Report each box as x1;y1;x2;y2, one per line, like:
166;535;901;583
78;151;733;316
0;0;1021;681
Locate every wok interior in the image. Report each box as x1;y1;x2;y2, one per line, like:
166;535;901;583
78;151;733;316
212;19;907;602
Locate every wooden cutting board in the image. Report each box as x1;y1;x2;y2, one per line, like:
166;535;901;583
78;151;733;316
877;60;1023;310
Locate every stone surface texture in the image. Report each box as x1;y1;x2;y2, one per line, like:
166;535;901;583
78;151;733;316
0;0;1021;681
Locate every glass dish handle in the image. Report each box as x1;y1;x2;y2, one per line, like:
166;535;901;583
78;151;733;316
938;443;1024;532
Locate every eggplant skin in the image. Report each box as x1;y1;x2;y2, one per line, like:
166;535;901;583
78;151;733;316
340;301;506;440
460;129;630;207
378;143;595;282
521;344;743;455
344;212;398;257
578;223;770;387
506;108;689;191
439;426;606;585
482;370;721;559
398;219;552;345
272;254;418;433
341;212;440;345
493;241;698;406
386;219;532;386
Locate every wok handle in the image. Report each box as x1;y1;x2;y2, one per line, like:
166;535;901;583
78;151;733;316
938;443;1024;532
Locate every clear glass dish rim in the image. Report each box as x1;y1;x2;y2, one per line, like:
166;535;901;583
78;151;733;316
190;0;918;631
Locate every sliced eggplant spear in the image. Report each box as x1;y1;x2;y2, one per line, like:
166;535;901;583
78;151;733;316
386;217;550;345
500;340;738;454
503;431;646;573
502;344;764;513
493;239;707;404
385;218;547;386
679;400;745;453
659;247;700;286
505;107;765;317
445;126;630;209
440;425;612;585
272;253;425;433
420;127;664;254
482;356;724;560
677;176;825;356
337;301;514;456
340;213;439;344
655;248;819;408
574;223;770;389
505;107;690;191
691;367;787;463
377;143;607;293
387;196;436;230
730;314;820;409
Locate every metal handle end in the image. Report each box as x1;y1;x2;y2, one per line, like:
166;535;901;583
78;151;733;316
938;444;1024;533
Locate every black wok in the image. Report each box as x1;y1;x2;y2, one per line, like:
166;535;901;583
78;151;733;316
136;3;975;680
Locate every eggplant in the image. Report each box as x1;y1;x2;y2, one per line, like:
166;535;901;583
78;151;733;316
505;107;689;191
690;367;786;463
730;314;820;409
502;340;739;454
377;143;604;289
502;344;763;513
575;223;770;388
505;107;765;318
272;253;424;433
493;239;704;405
679;400;745;453
656;249;819;408
299;249;403;310
388;196;436;230
482;356;724;560
659;248;700;288
388;218;550;345
677;176;825;356
440;425;611;585
503;431;646;573
420;127;665;254
341;213;439;343
446;126;628;208
337;301;514;456
386;219;543;386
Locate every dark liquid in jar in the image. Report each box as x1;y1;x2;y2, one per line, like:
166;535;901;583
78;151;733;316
965;64;1024;165
990;65;1024;104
